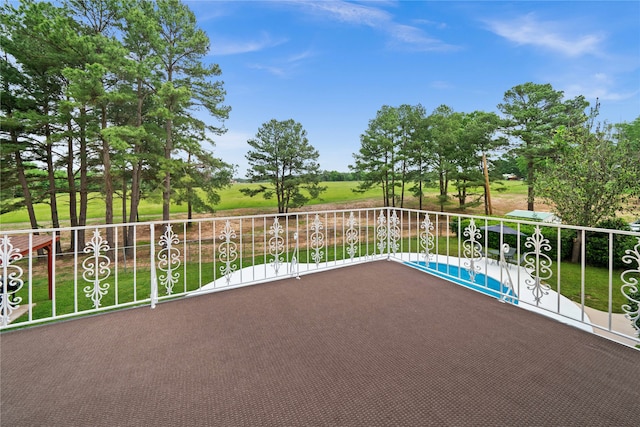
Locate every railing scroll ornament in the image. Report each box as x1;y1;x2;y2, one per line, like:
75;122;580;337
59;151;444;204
522;225;552;304
345;212;359;260
621;237;640;335
269;217;285;274
419;213;435;261
157;225;181;295
376;210;387;255
462;219;483;282
388;210;400;255
310;214;325;266
0;237;24;326
82;229;111;309
218;220;238;285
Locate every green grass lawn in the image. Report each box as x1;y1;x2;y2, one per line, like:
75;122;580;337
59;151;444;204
0;180;531;228
0;181;383;227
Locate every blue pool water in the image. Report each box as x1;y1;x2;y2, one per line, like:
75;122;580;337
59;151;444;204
406;261;518;303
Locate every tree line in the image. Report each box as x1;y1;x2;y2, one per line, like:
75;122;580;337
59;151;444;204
349;84;640;224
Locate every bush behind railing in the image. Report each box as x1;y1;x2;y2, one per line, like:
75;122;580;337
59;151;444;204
451;218;575;262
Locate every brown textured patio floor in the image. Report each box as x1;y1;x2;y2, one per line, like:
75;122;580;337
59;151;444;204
1;261;639;426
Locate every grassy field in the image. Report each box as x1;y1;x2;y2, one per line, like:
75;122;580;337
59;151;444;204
0;180;531;228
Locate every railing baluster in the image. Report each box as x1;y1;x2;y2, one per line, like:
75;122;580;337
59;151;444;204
150;225;157;309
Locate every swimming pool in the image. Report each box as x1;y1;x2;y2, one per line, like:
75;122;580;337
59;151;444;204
406;261;518;304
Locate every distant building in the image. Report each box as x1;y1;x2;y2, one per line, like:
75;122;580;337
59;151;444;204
505;209;561;224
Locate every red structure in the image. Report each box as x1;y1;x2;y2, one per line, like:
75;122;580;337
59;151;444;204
1;234;59;300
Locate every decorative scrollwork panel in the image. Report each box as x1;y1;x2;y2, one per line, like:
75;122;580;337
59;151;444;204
310;214;325;266
522;226;552;304
0;237;25;326
419;214;435;261
82;229;111;309
388;210;400;254
376;210;387;255
462;219;483;282
269;218;285;274
621;237;640;334
218;221;238;285
157;225;181;295
345;212;359;260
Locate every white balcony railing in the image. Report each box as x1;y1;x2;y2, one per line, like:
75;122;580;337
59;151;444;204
1;208;639;347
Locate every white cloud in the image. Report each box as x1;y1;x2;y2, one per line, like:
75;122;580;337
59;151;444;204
286;49;315;63
247;63;288;77
211;33;287;56
248;48;316;78
563;82;638;102
545;70;637;103
388;24;457;52
413;18;448;30
484;13;605;57
300;0;391;27
292;0;459;52
430;80;453;89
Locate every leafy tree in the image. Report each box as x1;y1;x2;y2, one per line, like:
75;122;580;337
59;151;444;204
452;111;506;213
615;116;640;205
395;104;426;207
498;82;589;211
242;119;325;214
63;0;127;249
1;0;231;243
153;0;229;222
351;104;426;207
351;106;399;207
172;120;234;220
0;33;44;225
536;120;639;262
427;105;463;212
113;0;162;248
0;0;75;253
492;152;521;178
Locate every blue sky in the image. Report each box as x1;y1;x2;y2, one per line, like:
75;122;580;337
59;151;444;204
186;1;640;177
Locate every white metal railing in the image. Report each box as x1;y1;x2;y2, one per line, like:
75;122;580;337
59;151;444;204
1;207;639;347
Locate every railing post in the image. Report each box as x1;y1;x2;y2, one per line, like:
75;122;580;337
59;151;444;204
386;207;391;260
150;225;158;309
291;232;300;279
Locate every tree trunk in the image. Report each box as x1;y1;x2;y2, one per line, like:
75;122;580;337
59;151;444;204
44;121;62;254
571;234;583;264
126;157;141;257
400;160;406;208
14;150;38;230
122;176;128;249
163;117;172;222
77;107;88;249
5;97;38;230
65;119;78;251
527;159;535;211
101;105;114;254
126;80;145;255
163;62;175;223
483;153;492;215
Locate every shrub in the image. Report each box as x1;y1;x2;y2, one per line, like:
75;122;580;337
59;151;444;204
450;218;574;260
585;218;637;269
